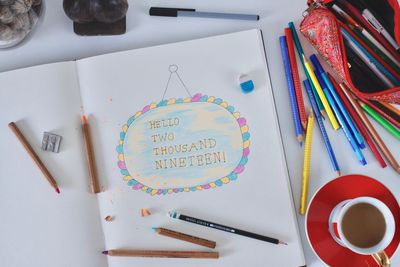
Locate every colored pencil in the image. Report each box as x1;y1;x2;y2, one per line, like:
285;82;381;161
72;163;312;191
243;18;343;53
81;115;100;194
303;56;340;130
379;101;400;117
285;28;307;130
330;3;400;67
341;27;400;82
152;227;216;248
303;80;340;175
310;54;365;148
348;24;400;73
341;29;399;88
102;249;219;259
288;22;325;117
8;122;60;194
300;110;314;215
328;74;386;168
340;83;399;173
367;100;400;129
168;211;287;245
361;102;400;141
319;78;366;165
279;36;304;145
338;0;400;60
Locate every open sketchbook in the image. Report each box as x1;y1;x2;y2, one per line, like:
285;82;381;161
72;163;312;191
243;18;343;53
0;29;305;267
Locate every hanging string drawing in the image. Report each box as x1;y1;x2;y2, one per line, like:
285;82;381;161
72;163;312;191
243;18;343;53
116;65;250;196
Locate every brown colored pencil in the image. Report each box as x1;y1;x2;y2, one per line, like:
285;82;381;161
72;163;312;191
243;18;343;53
102;249;219;259
81;115;100;193
153;227;216;249
340;83;400;174
8;122;60;194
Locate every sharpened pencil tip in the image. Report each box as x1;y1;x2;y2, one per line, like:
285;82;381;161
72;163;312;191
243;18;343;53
81;115;87;123
55;187;60;194
102;250;108;255
361;159;367;166
151;227;158;232
336;171;341;176
279;241;288;245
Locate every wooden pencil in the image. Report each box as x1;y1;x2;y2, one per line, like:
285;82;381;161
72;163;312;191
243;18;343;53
361;102;400;141
379;101;400;117
328;73;387;168
300;110;314;215
340;83;400;173
8;122;60;194
102;249;219;259
81;115;100;194
285;28;307;130
153;227;216;248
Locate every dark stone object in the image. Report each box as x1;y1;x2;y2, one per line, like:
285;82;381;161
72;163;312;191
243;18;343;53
62;0;128;36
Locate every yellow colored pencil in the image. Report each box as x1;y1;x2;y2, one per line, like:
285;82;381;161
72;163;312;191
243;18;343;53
300;110;314;215
303;56;340;131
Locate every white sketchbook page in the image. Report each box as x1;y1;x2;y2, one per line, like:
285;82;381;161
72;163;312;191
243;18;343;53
77;29;305;267
0;62;107;267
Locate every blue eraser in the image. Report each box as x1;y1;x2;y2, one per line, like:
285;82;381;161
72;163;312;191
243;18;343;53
239;74;254;93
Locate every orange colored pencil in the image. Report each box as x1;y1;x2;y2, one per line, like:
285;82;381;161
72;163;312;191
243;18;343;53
378;101;400;117
8;122;60;194
285;28;307;130
81;115;100;193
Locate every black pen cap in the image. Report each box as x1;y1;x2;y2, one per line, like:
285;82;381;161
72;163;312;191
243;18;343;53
149;7;196;17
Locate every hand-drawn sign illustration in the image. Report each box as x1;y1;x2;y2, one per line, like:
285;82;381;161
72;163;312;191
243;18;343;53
116;93;250;196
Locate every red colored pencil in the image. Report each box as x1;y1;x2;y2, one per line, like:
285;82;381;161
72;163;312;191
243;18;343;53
339;0;400;61
285;28;307;130
328;74;387;168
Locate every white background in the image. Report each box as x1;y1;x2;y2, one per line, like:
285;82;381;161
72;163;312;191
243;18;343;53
0;1;399;266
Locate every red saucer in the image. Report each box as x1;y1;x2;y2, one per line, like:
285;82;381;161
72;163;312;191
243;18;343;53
306;174;400;267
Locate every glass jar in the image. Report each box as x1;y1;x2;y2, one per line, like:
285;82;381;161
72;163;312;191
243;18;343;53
0;0;44;49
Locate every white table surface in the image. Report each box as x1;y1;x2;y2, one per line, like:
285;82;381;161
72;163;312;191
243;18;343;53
1;1;399;266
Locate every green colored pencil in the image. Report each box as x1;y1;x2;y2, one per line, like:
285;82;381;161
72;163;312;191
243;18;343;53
361;102;400;141
288;22;325;117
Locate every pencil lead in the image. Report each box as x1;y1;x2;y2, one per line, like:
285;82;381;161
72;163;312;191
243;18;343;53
297;135;304;144
279;241;288;245
55;187;60;194
102;250;109;255
336;170;341;176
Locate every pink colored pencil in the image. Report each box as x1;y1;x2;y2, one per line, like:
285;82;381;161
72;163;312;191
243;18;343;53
285;28;307;130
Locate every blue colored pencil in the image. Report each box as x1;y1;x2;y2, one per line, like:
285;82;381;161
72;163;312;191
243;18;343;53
316;73;367;165
280;36;304;145
341;28;400;87
288;22;325;117
304;79;340;175
310;54;365;149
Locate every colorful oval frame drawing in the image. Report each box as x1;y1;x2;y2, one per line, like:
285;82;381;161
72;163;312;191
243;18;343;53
116;93;250;196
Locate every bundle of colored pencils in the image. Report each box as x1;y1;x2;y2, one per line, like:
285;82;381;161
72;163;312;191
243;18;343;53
279;21;400;215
